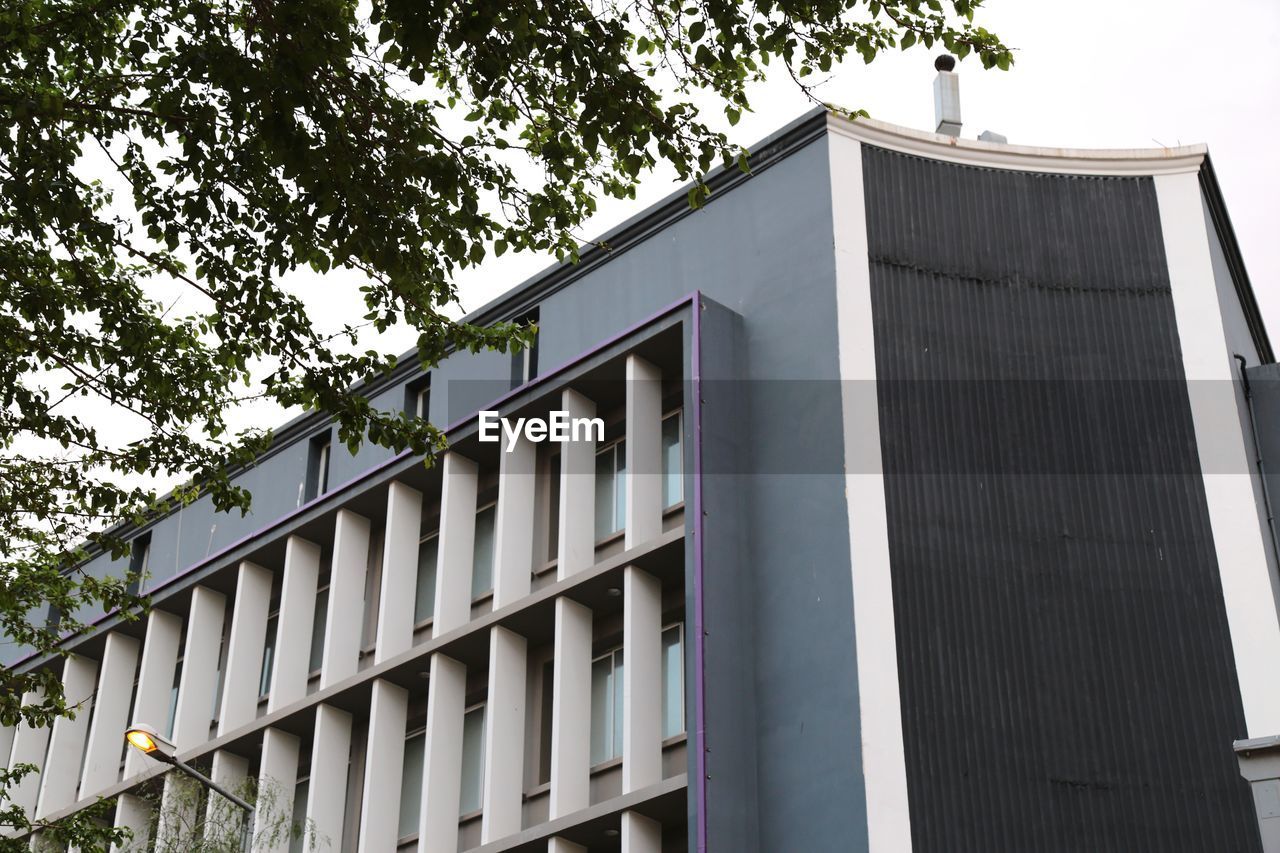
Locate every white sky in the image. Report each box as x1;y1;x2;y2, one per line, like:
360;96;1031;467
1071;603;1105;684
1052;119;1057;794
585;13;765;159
35;0;1280;474
440;0;1280;342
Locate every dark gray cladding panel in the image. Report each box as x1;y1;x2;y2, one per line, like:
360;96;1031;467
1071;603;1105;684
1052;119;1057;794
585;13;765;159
693;297;760;852
1245;362;1280;545
861;145;1259;851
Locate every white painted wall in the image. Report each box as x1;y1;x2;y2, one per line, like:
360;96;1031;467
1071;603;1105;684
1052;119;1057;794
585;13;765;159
125;609;182;778
305;704;352;853
80;633;140;797
621;810;661;853
357;679;408;853
549;597;592;818
268;536;321;711
418;653;466;853
622;567;661;793
254;727;300;853
376;482;422;663
203;750;250;846
1157;170;1280;738
625;355;663;549
219;562;273;735
493;436;536;609
557;390;597;579
172;585;226;749
828;131;913;852
434;454;479;636
35;656;98;816
111;792;153;852
322;509;370;687
481;627;527;842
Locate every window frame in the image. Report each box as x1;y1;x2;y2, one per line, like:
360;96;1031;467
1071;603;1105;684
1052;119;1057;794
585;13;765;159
594;437;627;543
661;407;685;510
307;580;331;678
470;500;498;602
396;725;427;844
661;620;687;741
259;608;280;699
589;644;625;768
413;529;440;630
458;701;488;818
305;431;332;503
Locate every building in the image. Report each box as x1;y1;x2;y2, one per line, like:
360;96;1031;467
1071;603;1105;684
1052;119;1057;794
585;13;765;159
4;89;1280;853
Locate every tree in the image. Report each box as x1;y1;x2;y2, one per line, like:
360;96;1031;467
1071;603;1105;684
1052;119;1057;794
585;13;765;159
0;0;1010;844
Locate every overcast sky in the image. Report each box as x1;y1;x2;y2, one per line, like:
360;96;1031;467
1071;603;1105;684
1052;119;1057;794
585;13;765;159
47;0;1280;462
436;0;1280;346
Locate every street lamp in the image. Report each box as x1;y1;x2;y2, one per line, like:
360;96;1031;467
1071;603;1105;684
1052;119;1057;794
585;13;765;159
124;723;255;851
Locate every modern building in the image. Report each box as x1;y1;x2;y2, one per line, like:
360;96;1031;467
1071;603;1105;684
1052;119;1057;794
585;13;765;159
5;80;1280;852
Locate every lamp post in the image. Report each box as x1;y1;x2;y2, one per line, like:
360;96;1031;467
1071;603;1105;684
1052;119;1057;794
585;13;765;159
124;723;255;851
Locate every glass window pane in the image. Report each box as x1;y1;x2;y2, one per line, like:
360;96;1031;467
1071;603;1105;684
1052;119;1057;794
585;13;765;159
662;413;682;508
260;615;278;697
590;656;613;765
614;440;627;533
612;649;624;758
398;733;425;839
165;661;182;738
547;453;560;562
538;660;554;784
459;706;486;815
415;536;438;624
309;588;329;673
662;625;685;738
595;446;616;539
471;506;496;598
288;778;309;853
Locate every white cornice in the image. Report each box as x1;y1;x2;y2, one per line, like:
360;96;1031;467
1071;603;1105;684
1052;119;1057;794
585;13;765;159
827;112;1207;176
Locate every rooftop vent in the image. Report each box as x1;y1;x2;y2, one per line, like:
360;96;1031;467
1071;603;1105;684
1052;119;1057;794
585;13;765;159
933;54;961;137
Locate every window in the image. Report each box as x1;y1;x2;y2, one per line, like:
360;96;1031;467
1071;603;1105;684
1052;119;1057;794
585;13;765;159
361;529;385;649
165;657;183;738
471;504;496;599
414;533;438;624
509;309;539;388
594;439;626;539
590;647;624;765
305;432;332;502
398;730;425;840
308;586;329;674
288;777;310;853
259;612;279;697
662;410;683;508
538;659;554;784
45;604;62;633
405;375;431;420
459;705;486;815
662;623;685;738
127;533;151;595
212;631;227;722
546;451;560;563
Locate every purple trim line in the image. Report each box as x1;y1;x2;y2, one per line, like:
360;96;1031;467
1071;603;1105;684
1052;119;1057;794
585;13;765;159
691;289;708;853
19;292;701;666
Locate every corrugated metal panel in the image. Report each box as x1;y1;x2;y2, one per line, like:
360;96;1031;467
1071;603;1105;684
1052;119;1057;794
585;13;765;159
862;144;1259;852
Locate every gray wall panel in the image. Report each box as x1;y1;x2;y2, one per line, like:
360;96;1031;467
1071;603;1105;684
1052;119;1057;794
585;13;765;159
862;144;1258;852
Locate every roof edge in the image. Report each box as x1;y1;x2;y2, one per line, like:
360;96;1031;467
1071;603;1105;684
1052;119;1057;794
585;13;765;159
829;112;1208;176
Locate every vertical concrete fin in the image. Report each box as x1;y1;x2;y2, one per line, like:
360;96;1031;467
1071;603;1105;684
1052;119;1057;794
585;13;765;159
375;481;422;663
625;355;663;548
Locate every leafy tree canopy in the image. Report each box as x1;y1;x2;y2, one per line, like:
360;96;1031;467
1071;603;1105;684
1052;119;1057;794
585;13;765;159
0;0;1008;843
